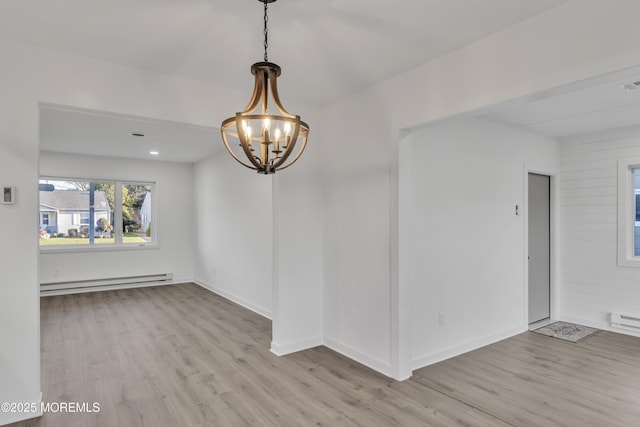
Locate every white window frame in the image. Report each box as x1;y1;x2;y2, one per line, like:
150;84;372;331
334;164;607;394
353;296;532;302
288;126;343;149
79;212;90;225
39;177;157;253
617;157;640;267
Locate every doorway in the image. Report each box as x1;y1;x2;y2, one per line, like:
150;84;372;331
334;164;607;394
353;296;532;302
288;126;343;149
528;173;551;324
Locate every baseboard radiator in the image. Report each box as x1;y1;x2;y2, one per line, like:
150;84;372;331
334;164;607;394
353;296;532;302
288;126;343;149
610;312;640;331
41;273;173;295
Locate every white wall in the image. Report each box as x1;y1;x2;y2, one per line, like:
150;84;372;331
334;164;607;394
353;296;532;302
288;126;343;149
558;129;640;336
322;90;396;375
321;0;640;379
4;1;640;419
271;130;325;355
193;138;325;354
193;151;273;318
39;151;194;284
0;35;320;425
408;118;557;368
0;94;39;425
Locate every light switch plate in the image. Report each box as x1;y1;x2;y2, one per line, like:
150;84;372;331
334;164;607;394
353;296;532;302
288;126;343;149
2;186;15;204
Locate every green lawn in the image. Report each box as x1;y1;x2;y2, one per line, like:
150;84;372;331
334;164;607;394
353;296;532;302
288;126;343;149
40;233;147;246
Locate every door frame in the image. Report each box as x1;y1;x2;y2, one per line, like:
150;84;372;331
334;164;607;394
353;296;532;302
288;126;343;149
524;164;557;327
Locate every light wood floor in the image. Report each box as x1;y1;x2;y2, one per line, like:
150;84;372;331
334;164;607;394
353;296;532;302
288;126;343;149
9;283;640;427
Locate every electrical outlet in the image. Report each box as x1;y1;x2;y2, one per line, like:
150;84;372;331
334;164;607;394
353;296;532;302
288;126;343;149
438;312;445;326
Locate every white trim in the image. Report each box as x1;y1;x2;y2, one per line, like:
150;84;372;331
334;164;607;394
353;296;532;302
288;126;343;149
270;175;280;350
270;336;323;356
524;164;558;325
391;131;413;381
114;183;123;245
412;325;526;370
38;176;156;250
0;412;42;426
323;337;394;379
0;392;42;425
617;157;640;267
194;279;272;320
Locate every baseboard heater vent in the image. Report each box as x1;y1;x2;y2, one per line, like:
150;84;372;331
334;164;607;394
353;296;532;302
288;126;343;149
41;273;173;295
610;312;640;331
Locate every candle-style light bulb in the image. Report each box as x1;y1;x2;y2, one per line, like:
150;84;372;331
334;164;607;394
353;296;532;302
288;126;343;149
273;128;282;153
245;126;253;151
283;122;292;149
263;118;271;131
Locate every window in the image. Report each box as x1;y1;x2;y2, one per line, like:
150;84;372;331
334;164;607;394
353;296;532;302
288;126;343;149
39;178;154;249
80;212;90;225
617;158;640;266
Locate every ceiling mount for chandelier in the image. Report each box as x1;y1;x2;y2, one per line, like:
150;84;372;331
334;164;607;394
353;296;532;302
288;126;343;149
220;0;309;174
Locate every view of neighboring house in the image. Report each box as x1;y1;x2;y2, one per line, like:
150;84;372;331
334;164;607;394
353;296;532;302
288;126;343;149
39;190;111;236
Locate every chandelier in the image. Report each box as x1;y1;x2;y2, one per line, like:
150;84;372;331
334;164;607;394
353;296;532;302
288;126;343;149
221;0;309;174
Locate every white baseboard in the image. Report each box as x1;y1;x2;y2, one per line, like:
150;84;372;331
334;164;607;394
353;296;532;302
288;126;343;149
0;392;42;426
270;336;323;356
323;337;393;378
194;278;272;320
412;325;527;370
560;314;640;338
0;412;40;426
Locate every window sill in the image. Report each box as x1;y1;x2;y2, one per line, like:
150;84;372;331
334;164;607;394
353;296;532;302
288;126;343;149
617;256;640;268
40;244;159;255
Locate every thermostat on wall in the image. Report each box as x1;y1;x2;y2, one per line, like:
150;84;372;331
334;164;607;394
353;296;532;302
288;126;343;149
2;186;15;204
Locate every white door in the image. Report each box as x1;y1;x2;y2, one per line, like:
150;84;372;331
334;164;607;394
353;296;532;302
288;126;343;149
528;173;550;324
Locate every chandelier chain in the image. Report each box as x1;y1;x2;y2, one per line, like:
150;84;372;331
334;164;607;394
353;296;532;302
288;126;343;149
263;0;269;62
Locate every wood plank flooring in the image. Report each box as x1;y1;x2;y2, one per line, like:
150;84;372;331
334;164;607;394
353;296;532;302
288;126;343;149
8;283;640;426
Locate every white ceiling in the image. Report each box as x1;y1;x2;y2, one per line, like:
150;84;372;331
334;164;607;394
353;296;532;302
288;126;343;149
48;71;640;164
483;68;640;139
27;0;640;160
40;105;221;163
0;0;567;107
18;0;571;162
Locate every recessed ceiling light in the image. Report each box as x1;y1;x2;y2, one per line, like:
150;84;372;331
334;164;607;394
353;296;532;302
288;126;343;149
149;151;159;155
130;132;145;137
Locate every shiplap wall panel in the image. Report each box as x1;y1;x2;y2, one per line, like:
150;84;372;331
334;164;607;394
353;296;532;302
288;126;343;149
559;133;640;337
560;178;617;190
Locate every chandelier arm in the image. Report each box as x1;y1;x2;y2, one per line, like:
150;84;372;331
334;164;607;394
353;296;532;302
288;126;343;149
261;68;269;115
274;134;309;171
236;113;265;169
220;128;261;171
268;71;294;117
242;71;265;114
